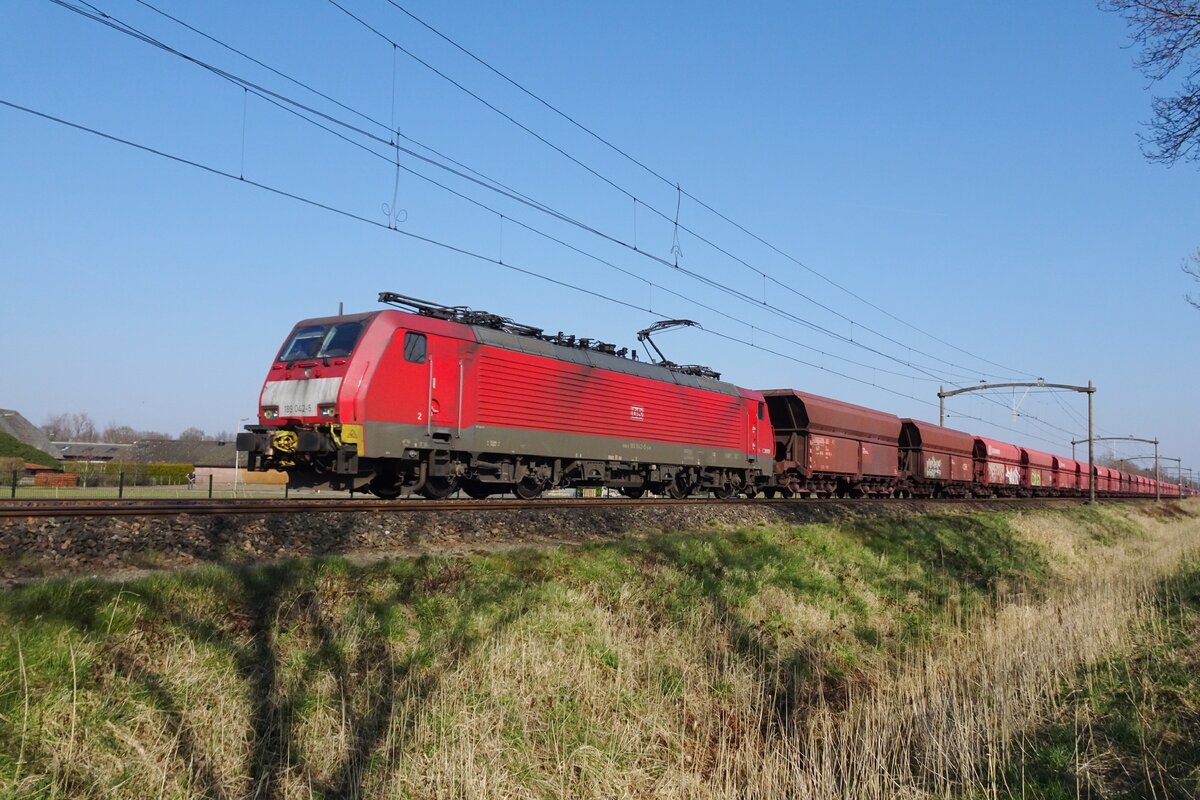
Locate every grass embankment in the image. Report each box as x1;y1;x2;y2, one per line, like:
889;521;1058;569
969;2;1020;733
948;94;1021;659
0;433;59;471
0;503;1196;798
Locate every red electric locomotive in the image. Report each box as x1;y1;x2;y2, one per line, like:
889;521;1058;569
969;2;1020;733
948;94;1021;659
238;293;1187;502
237;293;774;498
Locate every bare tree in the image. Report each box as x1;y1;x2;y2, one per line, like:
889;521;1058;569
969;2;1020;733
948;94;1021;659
101;424;140;444
1186;247;1200;308
178;427;208;442
1103;0;1200;163
43;412;98;442
1103;1;1200;309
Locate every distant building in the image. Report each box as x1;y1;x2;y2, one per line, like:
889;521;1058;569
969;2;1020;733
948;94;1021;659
54;442;132;463
0;408;62;459
124;439;241;468
123;439;269;486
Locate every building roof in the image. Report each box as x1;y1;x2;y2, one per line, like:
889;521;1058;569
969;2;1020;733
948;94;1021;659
124;439;242;467
0;409;62;459
54;442;132;462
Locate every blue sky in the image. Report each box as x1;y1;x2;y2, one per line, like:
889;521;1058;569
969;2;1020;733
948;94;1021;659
2;1;1197;476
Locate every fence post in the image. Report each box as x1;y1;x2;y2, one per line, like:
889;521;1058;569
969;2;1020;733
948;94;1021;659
208;474;213;499
118;472;125;499
284;483;289;500
10;470;16;499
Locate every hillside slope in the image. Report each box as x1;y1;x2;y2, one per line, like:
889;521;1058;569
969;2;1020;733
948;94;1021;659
0;431;59;470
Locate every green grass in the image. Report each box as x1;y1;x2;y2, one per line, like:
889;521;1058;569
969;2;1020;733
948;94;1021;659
1057;504;1144;544
0;432;59;470
0;506;1175;798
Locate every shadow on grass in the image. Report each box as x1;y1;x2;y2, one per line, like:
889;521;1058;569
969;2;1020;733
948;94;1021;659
629;513;1051;738
0;545;553;799
838;513;1050;594
0;508;1075;795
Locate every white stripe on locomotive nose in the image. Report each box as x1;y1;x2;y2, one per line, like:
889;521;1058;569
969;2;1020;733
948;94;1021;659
261;376;343;416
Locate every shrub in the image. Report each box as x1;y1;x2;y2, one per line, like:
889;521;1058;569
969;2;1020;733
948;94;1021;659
64;462;194;487
0;457;23;481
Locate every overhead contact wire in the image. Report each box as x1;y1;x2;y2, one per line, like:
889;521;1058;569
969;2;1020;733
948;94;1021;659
49;0;985;389
370;0;1042;382
0;97;1064;448
45;1;1073;436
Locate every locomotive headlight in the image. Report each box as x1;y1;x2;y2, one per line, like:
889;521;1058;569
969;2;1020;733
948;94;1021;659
262;406;279;419
319;404;337;418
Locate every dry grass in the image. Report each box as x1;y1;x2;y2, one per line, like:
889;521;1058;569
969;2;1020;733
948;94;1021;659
0;501;1197;799
373;507;1200;799
789;541;1196;798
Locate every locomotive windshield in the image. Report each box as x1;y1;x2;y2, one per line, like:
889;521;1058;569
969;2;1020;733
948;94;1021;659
278;320;364;361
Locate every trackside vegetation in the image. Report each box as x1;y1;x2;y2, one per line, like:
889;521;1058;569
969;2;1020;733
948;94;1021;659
0;503;1197;798
988;563;1200;799
63;461;194;487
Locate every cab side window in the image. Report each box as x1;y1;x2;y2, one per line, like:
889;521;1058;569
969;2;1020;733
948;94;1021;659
403;332;427;363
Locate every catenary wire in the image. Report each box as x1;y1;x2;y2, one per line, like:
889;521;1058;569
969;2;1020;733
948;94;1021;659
324;0;1033;384
362;0;1044;382
126;0;550;213
44;0;1090;440
35;1;1095;441
47;0;999;388
1;96;1071;449
44;0;1085;437
87;0;1092;443
251;80;939;384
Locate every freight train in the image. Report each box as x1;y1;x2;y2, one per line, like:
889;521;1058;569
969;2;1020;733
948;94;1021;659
236;294;1189;501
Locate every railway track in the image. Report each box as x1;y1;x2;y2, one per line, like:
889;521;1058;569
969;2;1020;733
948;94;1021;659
0;495;1148;587
0;495;1094;519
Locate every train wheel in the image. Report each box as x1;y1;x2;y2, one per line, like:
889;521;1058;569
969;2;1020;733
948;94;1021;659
420;476;458;499
762;487;778;499
711;484;735;500
665;477;691;499
619;486;646;499
512;478;543;500
462;481;492;499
